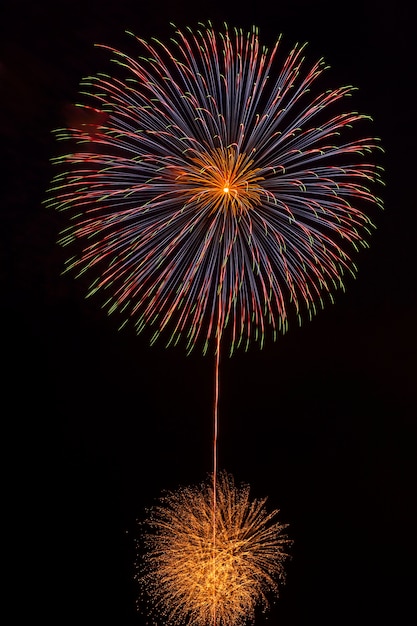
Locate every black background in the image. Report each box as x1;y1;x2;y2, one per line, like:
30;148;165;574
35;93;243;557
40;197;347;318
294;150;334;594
2;1;416;624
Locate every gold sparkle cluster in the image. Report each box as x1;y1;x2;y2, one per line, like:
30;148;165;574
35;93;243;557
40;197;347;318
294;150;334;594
137;472;291;625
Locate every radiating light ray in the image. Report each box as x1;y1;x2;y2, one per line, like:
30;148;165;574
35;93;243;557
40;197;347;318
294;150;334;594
45;23;383;356
137;472;291;625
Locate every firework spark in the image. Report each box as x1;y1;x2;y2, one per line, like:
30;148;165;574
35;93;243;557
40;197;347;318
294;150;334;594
45;23;383;355
137;472;291;625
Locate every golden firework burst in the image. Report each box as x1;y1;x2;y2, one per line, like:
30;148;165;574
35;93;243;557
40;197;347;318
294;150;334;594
137;472;291;625
172;146;265;216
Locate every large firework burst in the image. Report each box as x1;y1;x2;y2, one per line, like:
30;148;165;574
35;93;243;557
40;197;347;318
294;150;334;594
137;472;291;625
45;23;383;355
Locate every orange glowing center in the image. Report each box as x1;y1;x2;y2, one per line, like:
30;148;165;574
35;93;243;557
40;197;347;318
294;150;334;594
176;147;265;215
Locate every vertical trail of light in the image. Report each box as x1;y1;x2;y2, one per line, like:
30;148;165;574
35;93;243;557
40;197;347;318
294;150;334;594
212;299;222;626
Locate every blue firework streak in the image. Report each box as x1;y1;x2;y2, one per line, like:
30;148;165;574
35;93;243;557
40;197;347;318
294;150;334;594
45;23;383;354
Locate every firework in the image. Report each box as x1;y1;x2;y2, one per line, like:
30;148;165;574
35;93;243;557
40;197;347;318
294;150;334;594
45;24;383;355
137;472;291;625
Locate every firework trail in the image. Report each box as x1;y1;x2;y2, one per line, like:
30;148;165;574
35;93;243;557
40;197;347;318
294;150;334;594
45;23;383;623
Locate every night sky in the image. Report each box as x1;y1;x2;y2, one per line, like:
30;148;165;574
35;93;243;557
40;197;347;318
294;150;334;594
2;1;416;624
